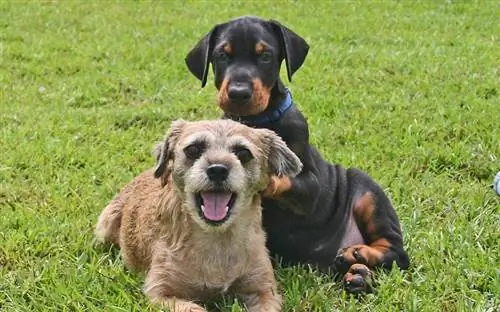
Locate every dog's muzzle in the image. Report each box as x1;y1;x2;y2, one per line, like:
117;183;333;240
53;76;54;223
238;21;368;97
196;191;237;223
194;164;237;225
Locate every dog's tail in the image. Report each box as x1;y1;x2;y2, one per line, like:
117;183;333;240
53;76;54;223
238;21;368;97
95;194;123;246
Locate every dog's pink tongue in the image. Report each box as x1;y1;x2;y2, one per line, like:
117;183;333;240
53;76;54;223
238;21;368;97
200;191;232;221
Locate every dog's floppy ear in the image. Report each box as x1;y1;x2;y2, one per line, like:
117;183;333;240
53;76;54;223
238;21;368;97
153;119;187;186
259;129;303;178
185;25;221;88
270;20;309;82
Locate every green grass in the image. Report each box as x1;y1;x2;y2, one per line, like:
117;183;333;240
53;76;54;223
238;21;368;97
1;1;499;311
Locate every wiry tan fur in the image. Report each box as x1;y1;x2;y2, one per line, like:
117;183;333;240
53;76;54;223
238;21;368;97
95;119;303;312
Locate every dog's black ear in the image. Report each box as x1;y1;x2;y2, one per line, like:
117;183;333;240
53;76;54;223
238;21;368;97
153;119;187;186
260;129;303;178
270;20;309;82
185;25;221;88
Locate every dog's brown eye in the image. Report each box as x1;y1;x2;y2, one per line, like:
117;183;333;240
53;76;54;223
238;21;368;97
258;52;272;64
235;148;253;164
184;144;204;160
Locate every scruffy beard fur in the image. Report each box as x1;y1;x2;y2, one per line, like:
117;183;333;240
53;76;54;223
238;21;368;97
179;153;252;233
94;119;303;312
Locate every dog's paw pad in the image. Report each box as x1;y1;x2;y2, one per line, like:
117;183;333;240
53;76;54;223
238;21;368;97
343;264;373;294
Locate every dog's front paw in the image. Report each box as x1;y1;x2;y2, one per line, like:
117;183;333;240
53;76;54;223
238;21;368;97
162;301;206;312
154;297;207;312
262;175;292;198
187;305;207;312
334;245;370;272
262;176;279;197
343;263;373;294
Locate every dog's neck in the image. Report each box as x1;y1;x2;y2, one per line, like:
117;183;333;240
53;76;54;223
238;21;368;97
235;79;292;127
269;78;289;110
187;201;264;263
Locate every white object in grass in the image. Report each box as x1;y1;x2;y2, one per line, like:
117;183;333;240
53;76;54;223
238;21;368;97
494;172;500;196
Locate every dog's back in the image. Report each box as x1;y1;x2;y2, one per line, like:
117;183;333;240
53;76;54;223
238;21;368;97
95;169;169;271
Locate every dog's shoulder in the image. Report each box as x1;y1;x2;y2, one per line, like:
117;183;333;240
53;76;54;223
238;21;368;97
118;169;163;199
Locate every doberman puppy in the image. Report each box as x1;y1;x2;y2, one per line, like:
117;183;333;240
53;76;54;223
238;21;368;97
185;16;409;293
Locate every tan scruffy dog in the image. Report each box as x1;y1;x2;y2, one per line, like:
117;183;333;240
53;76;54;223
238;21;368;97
95;119;303;312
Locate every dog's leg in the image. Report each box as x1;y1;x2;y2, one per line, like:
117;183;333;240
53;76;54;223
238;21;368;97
233;257;282;312
150;298;206;312
240;291;282;312
260;119;323;216
263;169;321;216
95;198;123;245
146;279;207;312
335;239;393;294
144;253;207;312
334;183;409;293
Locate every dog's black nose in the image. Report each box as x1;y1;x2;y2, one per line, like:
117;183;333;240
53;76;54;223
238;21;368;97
206;164;229;182
228;82;252;103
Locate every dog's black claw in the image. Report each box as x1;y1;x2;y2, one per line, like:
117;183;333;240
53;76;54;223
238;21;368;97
334;254;343;265
334;253;350;272
352;248;362;261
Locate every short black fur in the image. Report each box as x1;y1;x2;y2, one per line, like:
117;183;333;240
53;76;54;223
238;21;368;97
185;16;409;292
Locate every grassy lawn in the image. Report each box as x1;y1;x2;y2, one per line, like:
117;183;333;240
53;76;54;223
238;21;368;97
1;1;498;311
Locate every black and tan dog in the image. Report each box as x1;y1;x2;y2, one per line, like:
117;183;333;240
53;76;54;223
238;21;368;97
185;16;409;293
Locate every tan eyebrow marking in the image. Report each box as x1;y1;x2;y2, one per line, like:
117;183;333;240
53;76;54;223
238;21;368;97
255;42;266;54
223;43;232;54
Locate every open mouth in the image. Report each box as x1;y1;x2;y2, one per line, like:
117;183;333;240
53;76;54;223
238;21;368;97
195;191;237;225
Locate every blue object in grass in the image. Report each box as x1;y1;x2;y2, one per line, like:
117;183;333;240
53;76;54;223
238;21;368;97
494;172;500;196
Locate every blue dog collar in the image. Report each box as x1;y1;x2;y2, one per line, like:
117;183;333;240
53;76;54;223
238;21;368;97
238;89;293;126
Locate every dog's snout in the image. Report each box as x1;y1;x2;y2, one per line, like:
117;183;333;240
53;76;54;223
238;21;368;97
206;164;229;182
228;82;252;103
